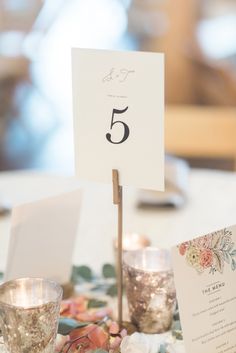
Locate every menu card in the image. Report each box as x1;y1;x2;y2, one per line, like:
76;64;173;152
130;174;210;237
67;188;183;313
72;48;164;191
172;225;236;353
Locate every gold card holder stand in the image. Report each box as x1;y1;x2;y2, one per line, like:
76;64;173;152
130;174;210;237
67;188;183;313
112;169;123;327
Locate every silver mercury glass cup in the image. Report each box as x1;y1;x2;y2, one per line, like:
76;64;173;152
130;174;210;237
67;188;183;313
0;278;62;353
123;247;176;334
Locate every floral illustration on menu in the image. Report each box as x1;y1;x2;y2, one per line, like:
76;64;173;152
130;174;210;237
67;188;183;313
178;228;236;274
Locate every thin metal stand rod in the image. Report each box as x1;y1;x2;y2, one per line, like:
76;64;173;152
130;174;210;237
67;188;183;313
112;169;123;327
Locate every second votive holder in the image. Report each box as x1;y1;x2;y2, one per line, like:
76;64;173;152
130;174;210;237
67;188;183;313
123;247;176;334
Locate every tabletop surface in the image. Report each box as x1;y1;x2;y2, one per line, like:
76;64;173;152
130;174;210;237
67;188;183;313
0;168;236;273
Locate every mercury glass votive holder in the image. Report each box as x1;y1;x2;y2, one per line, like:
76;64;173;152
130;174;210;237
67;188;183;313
123;247;176;334
0;277;62;353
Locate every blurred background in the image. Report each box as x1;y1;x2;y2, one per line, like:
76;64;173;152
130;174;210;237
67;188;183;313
0;0;236;174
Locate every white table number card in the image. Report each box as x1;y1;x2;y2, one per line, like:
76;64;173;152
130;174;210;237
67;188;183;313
172;224;236;353
72;49;164;191
5;190;81;284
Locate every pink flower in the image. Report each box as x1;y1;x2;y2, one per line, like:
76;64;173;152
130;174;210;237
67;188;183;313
109;321;119;335
193;235;212;249
199;249;213;268
179;242;189;256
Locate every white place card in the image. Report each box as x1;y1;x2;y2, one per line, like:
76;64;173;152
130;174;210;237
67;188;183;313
172;225;236;353
5;190;81;284
72;48;164;191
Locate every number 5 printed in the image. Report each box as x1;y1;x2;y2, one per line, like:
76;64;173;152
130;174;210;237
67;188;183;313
106;106;130;144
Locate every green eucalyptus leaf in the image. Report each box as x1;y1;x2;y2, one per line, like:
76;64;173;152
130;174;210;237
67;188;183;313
230;249;236;257
231;258;236;271
58;318;90;335
227;243;235;252
102;264;116;278
71;265;93;283
87;299;107;309
90;350;109;353
223;251;230;264
172;320;182;331
173;310;180;321
91;284;107;291
106;284;117;297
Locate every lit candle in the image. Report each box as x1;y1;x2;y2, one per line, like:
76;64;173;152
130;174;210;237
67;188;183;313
123;247;176;334
0;278;62;352
114;232;151;252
